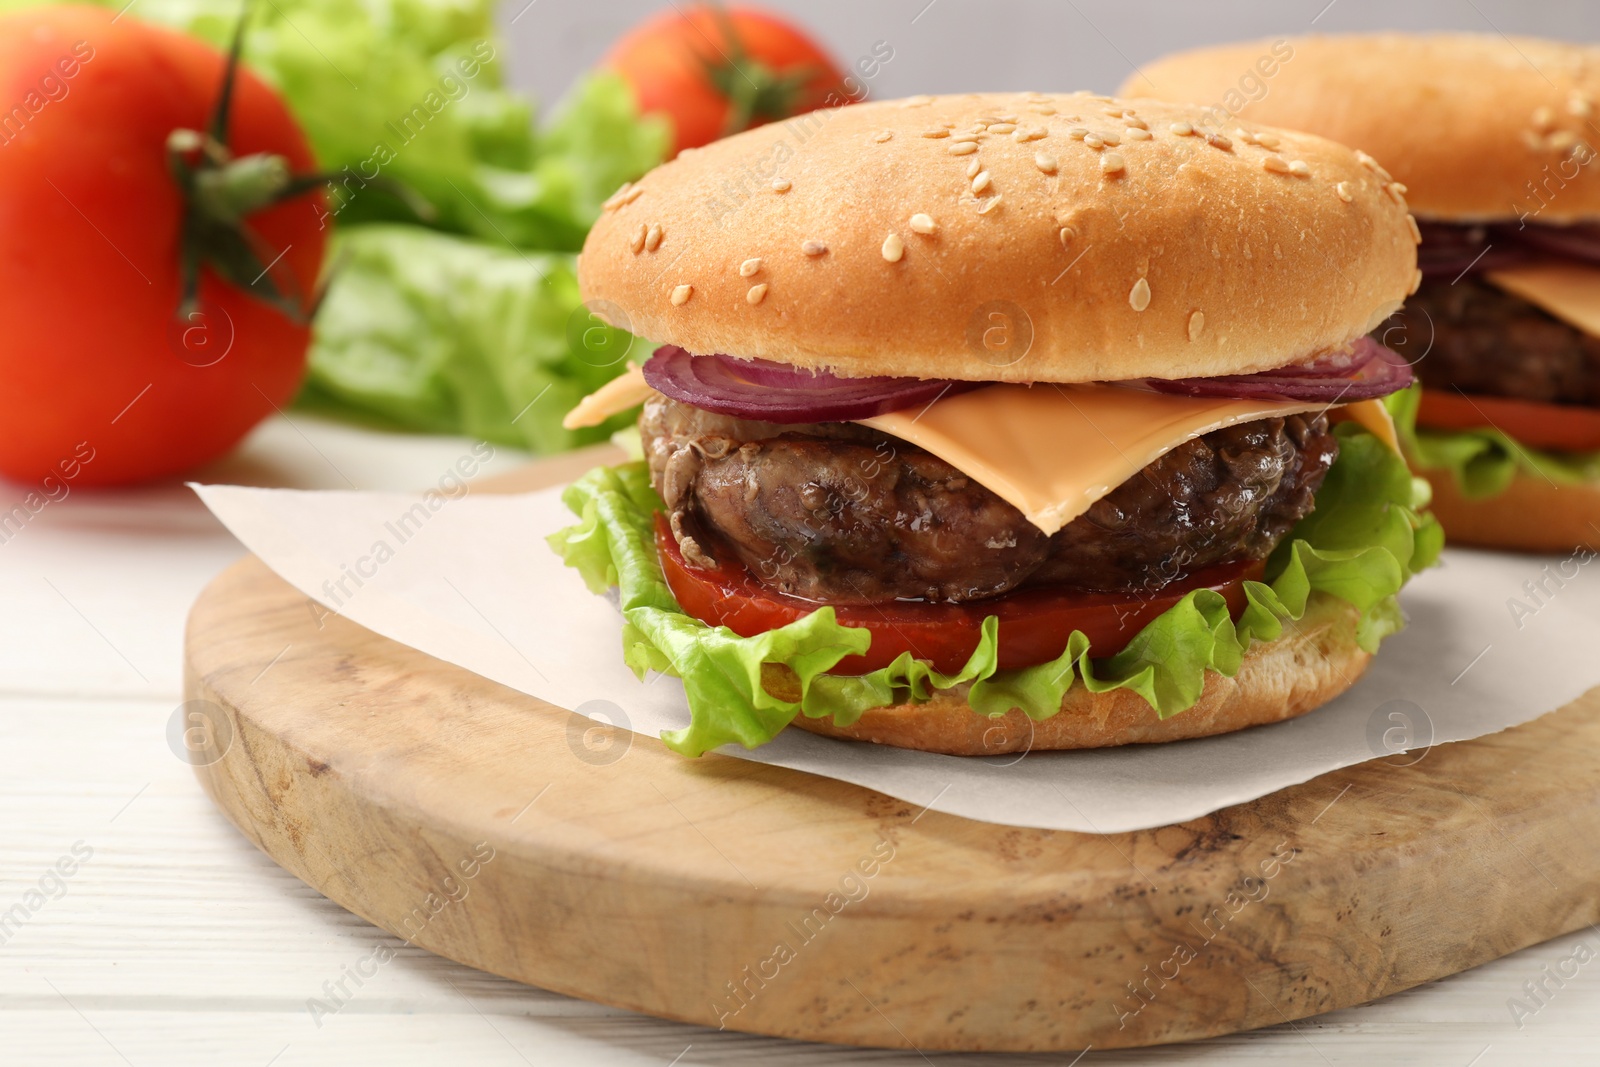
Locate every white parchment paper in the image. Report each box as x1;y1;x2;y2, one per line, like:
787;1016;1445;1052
192;482;1600;833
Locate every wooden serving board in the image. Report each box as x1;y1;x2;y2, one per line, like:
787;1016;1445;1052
183;447;1600;1053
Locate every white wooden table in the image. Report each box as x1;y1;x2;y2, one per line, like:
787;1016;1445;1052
1;413;1594;1066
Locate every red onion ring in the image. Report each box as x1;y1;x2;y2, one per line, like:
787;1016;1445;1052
642;346;982;423
1416;220;1600;279
1509;220;1600;265
1141;338;1413;402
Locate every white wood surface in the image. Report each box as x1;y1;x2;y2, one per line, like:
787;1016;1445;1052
2;412;1596;1066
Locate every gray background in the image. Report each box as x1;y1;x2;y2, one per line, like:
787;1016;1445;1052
500;0;1600;113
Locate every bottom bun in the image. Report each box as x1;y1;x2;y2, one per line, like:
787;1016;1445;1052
1421;467;1600;554
775;596;1369;755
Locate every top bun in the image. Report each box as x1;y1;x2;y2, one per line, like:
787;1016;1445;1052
578;92;1416;384
1131;34;1600;225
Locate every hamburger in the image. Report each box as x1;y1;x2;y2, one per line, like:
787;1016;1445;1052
551;91;1437;757
1132;35;1600;552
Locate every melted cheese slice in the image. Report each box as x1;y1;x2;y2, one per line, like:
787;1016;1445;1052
562;364;651;430
563;370;1397;535
1485;263;1600;338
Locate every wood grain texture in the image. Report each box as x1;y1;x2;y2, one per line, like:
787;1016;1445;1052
181;450;1600;1053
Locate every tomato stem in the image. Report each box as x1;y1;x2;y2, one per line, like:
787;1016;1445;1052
694;3;826;139
167;2;321;326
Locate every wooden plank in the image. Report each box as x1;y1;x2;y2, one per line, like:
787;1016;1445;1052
179;453;1600;1052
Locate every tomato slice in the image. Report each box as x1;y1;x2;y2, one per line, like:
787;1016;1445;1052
655;516;1264;675
1417;389;1600;452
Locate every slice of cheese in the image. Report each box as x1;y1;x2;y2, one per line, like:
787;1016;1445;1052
562;364;651;430
1485;262;1600;338
1336;397;1398;453
863;386;1394;535
563;370;1398;535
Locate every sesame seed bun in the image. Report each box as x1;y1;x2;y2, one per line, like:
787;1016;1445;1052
1130;34;1600;224
775;596;1367;755
1418;466;1600;553
579;92;1417;383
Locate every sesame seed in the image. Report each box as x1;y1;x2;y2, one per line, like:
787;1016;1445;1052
1386;181;1408;204
951;132;982;143
1068;126;1089;140
1335;181;1355;203
1187;310;1205;341
1129;277;1151;311
922;128;950;138
772;177;792;192
1169;121;1194;136
909;213;937;234
976;195;1002;215
872;130;894;143
1124;128;1152;141
968;123;989;134
670;284;693;306
971;170;993;193
1235;128;1256;145
1030;105;1056;115
1408;268;1422;296
628;224;646;254
966;158;983;178
1101;107;1124;118
1262;155;1290;173
1406;215;1422;243
1084;133;1105;149
1288;160;1310;177
619;186;644;207
1058;226;1074;247
601;182;632;211
996;113;1019;122
1355;151;1391;181
1571;95;1593;117
882;233;905;262
746;283;768;305
645;223;664;252
1205;132;1232;150
1100;131;1121;146
802;240;828;256
1552;130;1579;150
739;257;763;277
1533;106;1555;131
1015;125;1048;142
1254;131;1281;149
1124;116;1148;130
1100;152;1125;175
902;95;933;108
948;141;979;156
1035;152;1058;174
988;122;1017;134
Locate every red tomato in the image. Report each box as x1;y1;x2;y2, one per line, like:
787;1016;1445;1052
655;517;1263;675
604;4;849;156
0;7;326;487
1416;389;1600;453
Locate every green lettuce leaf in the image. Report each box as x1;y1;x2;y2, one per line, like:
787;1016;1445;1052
1388;383;1600;498
549;425;1441;757
295;225;640;453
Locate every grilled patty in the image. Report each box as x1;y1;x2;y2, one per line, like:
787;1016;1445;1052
1398;276;1600;406
641;394;1337;604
